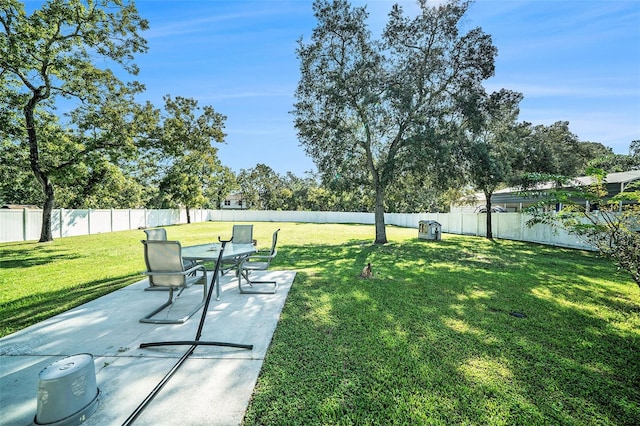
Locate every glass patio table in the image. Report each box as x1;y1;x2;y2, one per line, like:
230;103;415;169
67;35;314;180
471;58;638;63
182;242;256;300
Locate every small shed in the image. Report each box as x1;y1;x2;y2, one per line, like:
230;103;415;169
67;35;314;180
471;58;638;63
418;220;441;241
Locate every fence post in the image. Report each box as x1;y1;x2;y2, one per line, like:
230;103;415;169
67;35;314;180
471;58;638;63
22;208;28;241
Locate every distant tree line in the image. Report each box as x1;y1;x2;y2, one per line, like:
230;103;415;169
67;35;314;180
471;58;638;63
233;131;639;214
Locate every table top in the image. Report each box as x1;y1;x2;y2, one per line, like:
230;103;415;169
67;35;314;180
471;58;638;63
182;242;256;261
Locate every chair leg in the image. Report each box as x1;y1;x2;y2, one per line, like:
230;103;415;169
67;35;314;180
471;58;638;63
140;288;176;323
140;275;208;324
237;269;278;294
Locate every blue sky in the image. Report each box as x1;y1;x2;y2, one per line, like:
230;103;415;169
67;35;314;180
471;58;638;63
28;0;640;176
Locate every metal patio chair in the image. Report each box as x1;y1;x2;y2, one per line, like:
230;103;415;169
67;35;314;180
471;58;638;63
144;228;167;241
221;224;254;275
237;228;280;294
140;240;210;324
143;228;197;289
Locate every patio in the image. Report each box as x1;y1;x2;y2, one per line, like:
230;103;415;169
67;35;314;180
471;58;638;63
0;269;295;425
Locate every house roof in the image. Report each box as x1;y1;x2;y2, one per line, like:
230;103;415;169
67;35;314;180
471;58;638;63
224;192;244;200
492;170;640;195
1;204;41;209
572;170;640;187
477;170;640;206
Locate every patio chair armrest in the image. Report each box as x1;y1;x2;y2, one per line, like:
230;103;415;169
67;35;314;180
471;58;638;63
250;248;276;259
184;263;207;275
143;270;188;277
245;253;275;262
143;263;206;277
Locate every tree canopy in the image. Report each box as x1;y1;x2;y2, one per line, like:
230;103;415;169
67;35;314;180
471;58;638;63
0;0;149;241
153;96;232;222
294;0;497;243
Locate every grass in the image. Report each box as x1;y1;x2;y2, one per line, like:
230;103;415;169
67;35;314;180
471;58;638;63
1;222;639;424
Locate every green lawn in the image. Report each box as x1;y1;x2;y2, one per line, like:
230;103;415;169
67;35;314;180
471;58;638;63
1;222;638;424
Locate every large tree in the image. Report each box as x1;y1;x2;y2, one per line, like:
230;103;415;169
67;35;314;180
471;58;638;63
0;0;148;241
513;121;586;182
152;95;230;221
237;164;285;210
294;0;497;243
158;150;231;222
461;89;523;239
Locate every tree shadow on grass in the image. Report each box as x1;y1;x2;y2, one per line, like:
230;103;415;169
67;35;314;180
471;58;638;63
246;238;640;425
0;244;82;269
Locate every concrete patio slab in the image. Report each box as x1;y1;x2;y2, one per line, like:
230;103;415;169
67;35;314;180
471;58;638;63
0;270;295;426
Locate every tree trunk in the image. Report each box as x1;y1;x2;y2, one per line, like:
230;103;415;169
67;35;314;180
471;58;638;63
485;192;493;240
24;95;54;242
374;184;387;244
40;183;55;242
186;207;191;224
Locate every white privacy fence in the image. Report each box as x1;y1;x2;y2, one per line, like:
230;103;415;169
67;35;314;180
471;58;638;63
0;207;593;250
385;212;590;250
0;208;205;242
